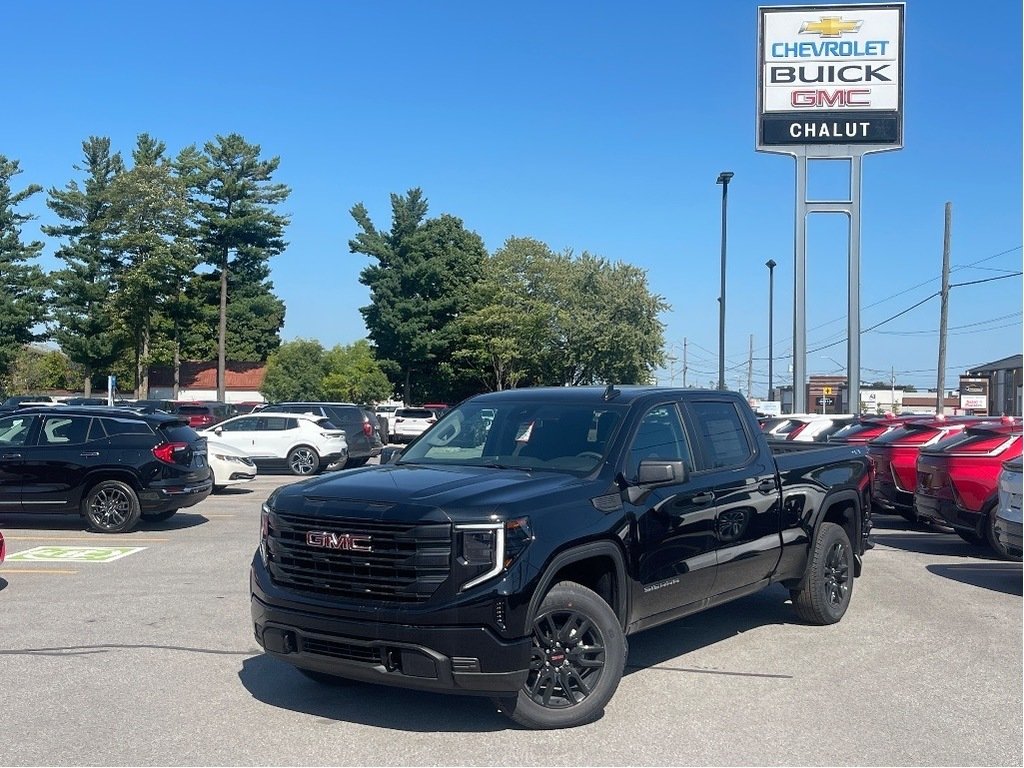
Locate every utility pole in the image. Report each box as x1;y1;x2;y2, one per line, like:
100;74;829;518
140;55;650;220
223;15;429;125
683;338;688;388
747;334;754;400
937;202;952;414
891;366;897;414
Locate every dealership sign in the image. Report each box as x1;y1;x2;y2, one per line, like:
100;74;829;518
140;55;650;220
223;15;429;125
959;377;990;412
757;3;904;149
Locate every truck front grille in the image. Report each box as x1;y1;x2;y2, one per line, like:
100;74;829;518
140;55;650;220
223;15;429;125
268;511;451;604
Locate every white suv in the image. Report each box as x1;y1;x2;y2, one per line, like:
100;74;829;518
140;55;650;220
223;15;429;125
201;412;348;475
392;407;438;443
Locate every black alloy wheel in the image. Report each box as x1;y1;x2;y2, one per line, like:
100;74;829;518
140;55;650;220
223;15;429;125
496;581;626;729
792;521;854;625
822;538;850;609
84;480;142;534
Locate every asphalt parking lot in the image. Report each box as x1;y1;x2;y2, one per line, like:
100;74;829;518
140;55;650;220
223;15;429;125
1;471;1020;767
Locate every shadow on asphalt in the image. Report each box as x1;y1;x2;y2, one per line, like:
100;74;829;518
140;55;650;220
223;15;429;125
210;486;254;496
238;585;801;731
926;563;1023;596
0;577;7;592
0;510;210;533
870;515;1000;561
238;654;510;732
624;584;797;678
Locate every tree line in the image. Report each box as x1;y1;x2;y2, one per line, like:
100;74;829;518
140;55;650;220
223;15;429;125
3;144;668;404
0;133;288;399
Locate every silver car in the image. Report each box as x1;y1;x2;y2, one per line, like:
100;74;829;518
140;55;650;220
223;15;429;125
994;455;1022;561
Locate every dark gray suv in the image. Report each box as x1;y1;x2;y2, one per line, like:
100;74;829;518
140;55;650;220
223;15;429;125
268;403;384;467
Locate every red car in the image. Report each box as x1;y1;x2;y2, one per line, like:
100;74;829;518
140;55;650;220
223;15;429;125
828;413;922;444
868;415;987;520
914;418;1023;558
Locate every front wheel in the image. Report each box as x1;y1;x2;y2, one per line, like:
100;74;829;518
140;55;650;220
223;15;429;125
83;480;142;534
287;446;320;476
792;522;854;625
496;581;626;730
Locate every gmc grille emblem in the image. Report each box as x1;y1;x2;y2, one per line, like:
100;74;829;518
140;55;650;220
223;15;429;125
306;531;373;551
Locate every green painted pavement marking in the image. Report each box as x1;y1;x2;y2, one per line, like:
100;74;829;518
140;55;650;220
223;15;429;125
7;545;147;563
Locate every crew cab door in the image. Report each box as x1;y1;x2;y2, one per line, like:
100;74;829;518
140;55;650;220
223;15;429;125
0;413;38;512
624;403;719;622
684;398;782;596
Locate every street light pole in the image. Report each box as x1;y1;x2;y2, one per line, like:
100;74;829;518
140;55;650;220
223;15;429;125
766;258;776;399
717;171;733;390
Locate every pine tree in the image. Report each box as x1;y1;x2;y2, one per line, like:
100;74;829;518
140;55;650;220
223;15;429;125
179;134;290;400
0;155;48;381
44;137;125;395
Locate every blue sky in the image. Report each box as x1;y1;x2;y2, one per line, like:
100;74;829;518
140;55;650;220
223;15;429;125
3;0;1021;396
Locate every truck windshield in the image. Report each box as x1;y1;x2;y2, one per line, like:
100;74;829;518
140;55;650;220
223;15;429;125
398;401;626;474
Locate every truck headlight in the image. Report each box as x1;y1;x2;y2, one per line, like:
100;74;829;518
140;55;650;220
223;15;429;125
456;517;532;591
260;502;271;566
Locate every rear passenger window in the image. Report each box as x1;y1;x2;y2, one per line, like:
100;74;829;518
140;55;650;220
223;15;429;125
40;415;93;445
261;417;288;431
101;418;155;436
688;401;754;469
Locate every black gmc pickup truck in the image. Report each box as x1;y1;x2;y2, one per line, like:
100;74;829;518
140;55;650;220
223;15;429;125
251;386;872;729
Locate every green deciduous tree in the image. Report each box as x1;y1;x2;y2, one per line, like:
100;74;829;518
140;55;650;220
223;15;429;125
0;156;48;379
44;137;125;395
322;340;393;404
455;238;668;389
180;134;290;400
350;188;485;403
260;339;327;402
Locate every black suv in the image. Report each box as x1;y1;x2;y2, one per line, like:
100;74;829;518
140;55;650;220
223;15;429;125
0;406;212;533
269;402;384;467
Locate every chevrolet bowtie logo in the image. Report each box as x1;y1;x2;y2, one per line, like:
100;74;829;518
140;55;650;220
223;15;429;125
799;16;863;37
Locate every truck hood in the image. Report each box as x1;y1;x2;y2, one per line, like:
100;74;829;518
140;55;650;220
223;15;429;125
271;463;594;521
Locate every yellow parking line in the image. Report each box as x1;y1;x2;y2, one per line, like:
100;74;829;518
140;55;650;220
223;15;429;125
4;536;169;542
1;569;78;574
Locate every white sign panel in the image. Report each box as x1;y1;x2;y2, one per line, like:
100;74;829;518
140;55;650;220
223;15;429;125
757;3;904;149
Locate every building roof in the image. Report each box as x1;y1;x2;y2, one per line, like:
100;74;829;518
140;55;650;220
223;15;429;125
148;362;266;390
966;355;1023;374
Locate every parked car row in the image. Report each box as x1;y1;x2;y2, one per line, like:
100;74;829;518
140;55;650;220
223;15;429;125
759;411;1023;561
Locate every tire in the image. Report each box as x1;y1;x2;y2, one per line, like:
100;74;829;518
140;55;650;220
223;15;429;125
287;446;320;476
83;480;142;534
141;509;178;522
982;504;1020;561
955;528;984;546
792;522;854;625
345;457;369;469
495;581;626;730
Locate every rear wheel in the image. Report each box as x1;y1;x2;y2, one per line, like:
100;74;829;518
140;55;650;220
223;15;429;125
792;522;853;625
495;581;626;730
955;528;984;546
287;446;320;476
982;504;1019;561
83;480;142;534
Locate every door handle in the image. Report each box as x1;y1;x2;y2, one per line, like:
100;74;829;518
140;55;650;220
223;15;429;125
80;452;100;458
1;453;22;460
691;491;715;505
757;479;776;494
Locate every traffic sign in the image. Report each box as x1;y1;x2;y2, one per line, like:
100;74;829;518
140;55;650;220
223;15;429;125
816;397;834;407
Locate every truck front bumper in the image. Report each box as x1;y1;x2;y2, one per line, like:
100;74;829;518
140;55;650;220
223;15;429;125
250;557;531;696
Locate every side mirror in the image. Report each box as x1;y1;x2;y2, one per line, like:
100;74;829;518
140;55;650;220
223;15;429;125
380;445;403;464
624;460;689;505
637;459;688;485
